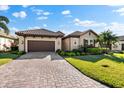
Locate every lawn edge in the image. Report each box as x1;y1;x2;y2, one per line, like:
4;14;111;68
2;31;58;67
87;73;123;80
0;53;24;67
64;57;115;88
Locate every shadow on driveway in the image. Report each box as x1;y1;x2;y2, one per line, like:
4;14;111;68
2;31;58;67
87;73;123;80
17;52;63;61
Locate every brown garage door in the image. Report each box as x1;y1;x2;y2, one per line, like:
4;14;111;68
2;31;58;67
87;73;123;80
28;41;55;52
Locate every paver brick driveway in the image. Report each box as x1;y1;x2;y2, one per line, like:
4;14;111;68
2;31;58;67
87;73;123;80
0;52;107;88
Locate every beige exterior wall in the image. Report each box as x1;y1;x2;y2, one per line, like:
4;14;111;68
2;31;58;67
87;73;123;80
70;37;80;50
62;38;70;50
112;41;124;50
18;36;24;51
62;37;80;51
62;31;98;51
18;36;62;52
80;32;97;46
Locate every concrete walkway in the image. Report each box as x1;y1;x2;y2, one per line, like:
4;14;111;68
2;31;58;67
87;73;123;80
0;52;107;88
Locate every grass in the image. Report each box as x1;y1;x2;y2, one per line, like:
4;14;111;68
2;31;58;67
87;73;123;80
65;53;124;88
0;53;20;66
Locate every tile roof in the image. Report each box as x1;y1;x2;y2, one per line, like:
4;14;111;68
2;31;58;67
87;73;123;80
63;29;98;39
67;31;82;37
15;29;64;37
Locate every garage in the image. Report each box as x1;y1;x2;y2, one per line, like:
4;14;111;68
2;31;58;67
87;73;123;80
28;40;55;52
15;29;64;52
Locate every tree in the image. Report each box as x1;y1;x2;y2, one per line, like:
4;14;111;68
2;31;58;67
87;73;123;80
0;16;9;34
97;29;118;50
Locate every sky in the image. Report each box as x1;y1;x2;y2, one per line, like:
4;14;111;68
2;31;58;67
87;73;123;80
0;5;124;36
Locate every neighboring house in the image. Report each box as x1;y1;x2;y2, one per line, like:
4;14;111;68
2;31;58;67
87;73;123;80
62;29;98;51
0;31;16;51
15;29;64;52
112;36;124;51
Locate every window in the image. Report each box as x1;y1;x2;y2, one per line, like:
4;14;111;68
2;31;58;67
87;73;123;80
89;32;91;36
74;41;76;44
90;40;93;47
84;39;88;47
90;40;93;44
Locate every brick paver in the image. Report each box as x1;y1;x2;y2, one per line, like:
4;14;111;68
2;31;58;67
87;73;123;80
0;52;107;88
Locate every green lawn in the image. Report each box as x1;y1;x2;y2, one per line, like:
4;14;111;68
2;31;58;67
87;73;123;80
65;53;124;88
0;53;19;66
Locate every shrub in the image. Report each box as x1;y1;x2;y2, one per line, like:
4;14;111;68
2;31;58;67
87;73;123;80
72;49;82;56
101;48;109;54
75;52;81;56
17;51;26;55
81;52;86;56
86;47;109;55
120;51;124;54
65;52;76;56
108;52;114;55
78;47;85;52
10;51;25;55
11;46;18;51
72;49;80;53
59;51;65;56
56;49;62;54
11;51;19;54
87;48;101;55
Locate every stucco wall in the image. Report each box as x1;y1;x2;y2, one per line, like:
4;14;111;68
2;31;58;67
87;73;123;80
80;32;97;46
18;36;62;52
62;38;70;51
112;41;124;50
62;37;80;51
70;37;80;50
18;36;24;51
62;32;98;51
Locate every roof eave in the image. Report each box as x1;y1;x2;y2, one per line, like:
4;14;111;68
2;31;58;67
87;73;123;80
62;35;80;40
15;33;64;37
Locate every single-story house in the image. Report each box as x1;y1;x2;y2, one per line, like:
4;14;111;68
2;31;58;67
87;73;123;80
0;31;16;51
16;28;124;52
112;35;124;51
62;29;98;51
15;29;64;52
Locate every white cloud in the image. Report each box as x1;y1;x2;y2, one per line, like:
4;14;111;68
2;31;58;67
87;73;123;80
32;9;43;15
43;24;47;27
0;5;9;11
12;11;27;18
73;18;106;27
104;22;124;35
113;7;124;16
43;12;50;16
31;7;52;16
62;10;71;15
37;16;48;20
22;5;30;8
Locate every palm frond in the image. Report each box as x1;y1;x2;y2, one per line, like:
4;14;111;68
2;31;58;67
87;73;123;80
0;16;9;24
0;22;9;34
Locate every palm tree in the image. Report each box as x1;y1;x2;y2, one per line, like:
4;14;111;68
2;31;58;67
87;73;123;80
0;16;9;34
97;29;118;50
